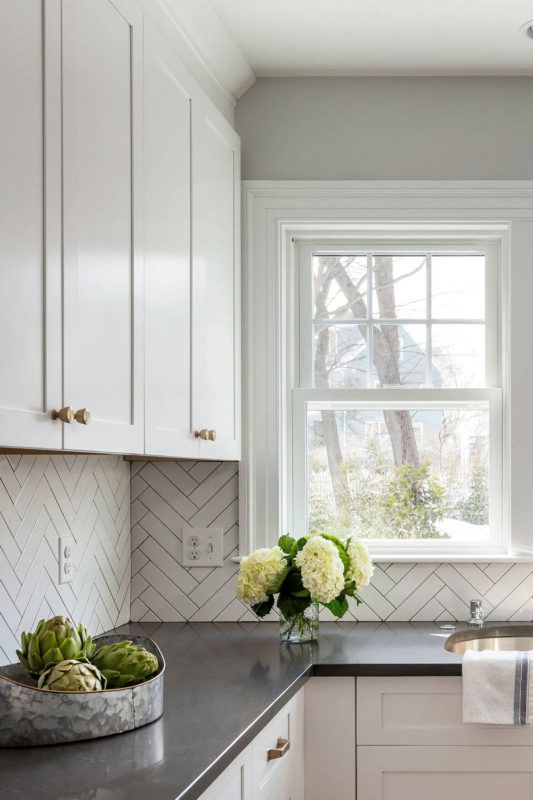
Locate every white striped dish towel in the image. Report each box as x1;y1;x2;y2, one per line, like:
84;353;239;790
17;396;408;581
463;649;533;725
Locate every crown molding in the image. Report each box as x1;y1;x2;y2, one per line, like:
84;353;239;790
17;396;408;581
155;0;255;110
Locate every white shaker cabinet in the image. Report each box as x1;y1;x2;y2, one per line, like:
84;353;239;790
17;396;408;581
61;0;144;453
192;98;241;461
357;747;533;800
0;0;62;449
304;677;356;800
144;30;241;460
199;690;304;800
0;0;240;458
357;676;533;800
143;22;198;458
199;748;252;800
0;0;144;454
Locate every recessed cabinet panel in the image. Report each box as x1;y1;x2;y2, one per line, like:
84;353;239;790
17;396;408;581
358;746;533;800
266;763;304;800
62;0;143;453
357;676;533;745
192;100;240;460
304;677;355;800
199;751;250;800
144;23;198;458
0;0;61;448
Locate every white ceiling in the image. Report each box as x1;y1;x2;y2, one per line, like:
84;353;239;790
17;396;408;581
211;0;533;77
167;0;533;102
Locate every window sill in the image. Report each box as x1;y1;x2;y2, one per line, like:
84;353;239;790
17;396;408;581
232;553;533;564
371;552;533;564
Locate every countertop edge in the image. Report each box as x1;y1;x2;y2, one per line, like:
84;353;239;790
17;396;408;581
311;662;462;677
176;669;313;800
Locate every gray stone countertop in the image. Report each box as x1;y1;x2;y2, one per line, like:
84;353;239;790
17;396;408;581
0;621;463;800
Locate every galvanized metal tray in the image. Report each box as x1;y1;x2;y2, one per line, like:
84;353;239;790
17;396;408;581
0;634;165;747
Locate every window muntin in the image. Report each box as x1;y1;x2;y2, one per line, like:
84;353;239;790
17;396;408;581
296;241;501;553
310;251;488;390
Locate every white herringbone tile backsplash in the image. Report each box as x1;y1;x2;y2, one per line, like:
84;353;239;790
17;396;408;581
0;454;130;664
131;461;533;625
130;460;250;622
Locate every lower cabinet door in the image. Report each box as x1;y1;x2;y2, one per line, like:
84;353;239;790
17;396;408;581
199;748;251;800
199;690;304;800
358;745;533;800
265;761;304;800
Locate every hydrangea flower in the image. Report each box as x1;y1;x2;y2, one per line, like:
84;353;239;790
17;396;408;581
346;538;374;587
295;537;344;604
236;546;287;606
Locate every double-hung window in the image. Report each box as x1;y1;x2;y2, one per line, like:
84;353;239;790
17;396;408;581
292;240;502;556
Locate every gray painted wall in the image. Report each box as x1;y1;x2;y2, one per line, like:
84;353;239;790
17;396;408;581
235;77;533;180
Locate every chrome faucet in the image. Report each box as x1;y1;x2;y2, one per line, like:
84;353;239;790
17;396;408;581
468;599;484;628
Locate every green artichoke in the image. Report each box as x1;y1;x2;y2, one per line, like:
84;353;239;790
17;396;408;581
92;640;159;688
37;658;106;692
17;616;95;677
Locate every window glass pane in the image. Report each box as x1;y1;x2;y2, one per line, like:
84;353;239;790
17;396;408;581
431;255;485;319
313;325;368;388
313;255;367;319
372;324;427;388
432;324;485;388
307;406;490;542
372;255;426;319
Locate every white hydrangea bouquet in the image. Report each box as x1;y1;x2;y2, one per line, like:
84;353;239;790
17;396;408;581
236;533;373;643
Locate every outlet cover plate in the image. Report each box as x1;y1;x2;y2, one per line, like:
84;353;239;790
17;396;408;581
182;528;224;567
58;535;75;584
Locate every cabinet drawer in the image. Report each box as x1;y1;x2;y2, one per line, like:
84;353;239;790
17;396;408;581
252;691;304;800
358;745;533;800
357;676;533;745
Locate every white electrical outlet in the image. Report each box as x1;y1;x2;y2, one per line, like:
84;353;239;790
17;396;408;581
182;528;224;567
58;535;75;584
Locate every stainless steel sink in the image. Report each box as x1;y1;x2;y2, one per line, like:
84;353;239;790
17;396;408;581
445;624;533;654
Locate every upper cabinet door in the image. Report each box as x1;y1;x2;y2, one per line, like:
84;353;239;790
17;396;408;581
144;23;198;458
192;100;241;460
62;0;144;453
0;0;62;448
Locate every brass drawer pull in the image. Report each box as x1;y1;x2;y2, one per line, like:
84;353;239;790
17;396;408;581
267;737;290;761
52;407;74;424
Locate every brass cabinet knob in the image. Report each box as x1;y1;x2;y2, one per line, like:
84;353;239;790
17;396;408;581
74;408;91;425
194;428;216;441
52;407;74;424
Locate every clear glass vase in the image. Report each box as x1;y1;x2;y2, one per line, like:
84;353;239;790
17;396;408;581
279;603;319;644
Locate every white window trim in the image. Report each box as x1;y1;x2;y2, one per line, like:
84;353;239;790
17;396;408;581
240;180;533;563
